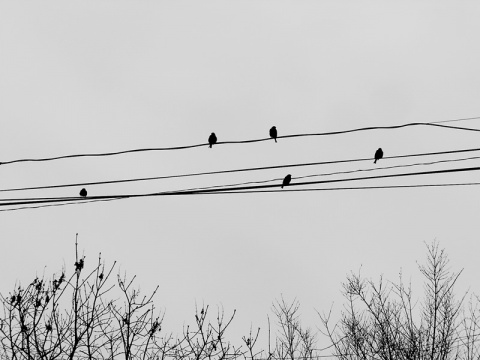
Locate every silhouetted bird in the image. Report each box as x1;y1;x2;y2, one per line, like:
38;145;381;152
374;148;383;164
208;133;217;148
282;174;292;188
79;188;87;197
269;126;277;143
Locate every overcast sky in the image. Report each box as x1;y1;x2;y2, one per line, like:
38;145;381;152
1;0;480;351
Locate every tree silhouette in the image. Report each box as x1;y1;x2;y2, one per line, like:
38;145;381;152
318;241;480;360
270;297;316;360
3;239;480;360
0;239;256;360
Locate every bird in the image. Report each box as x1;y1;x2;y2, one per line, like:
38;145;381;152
374;148;383;164
79;188;87;197
269;126;277;143
281;174;292;188
208;133;217;148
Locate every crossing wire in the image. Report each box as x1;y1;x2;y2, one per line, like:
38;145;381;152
430;115;480;124
1;119;480;166
2;146;480;194
0;198;118;212
202;182;480;194
1;165;480;208
3;181;480;212
173;155;480;194
3;156;480;212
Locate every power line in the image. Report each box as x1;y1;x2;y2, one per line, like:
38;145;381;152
3;147;480;194
430;115;480;124
291;155;480;181
2;165;480;208
200;182;480;194
3;182;480;212
1;120;480;166
0;198;118;212
175;155;480;194
176;165;480;194
4;159;480;212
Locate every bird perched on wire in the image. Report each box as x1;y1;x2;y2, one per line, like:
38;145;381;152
281;174;292;188
374;148;383;164
269;126;277;143
208;133;217;148
79;188;87;197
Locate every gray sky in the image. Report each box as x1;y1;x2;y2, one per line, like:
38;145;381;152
1;0;480;351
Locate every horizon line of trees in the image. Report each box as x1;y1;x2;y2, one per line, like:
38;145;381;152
1;239;480;360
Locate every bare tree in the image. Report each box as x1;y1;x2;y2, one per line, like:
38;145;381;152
0;238;257;360
271;297;317;360
319;241;467;360
0;237;161;360
242;325;261;360
457;294;480;360
6;238;479;360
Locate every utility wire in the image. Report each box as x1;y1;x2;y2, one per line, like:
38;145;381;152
430;115;480;124
3;147;480;194
17;158;480;200
0;198;118;212
2;165;480;208
4;158;480;212
173;165;480;194
200;182;480;194
1;120;480;166
1;182;480;212
174;155;480;194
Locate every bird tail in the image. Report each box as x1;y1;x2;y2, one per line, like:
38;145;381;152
209;144;212;148
275;139;277;143
281;185;284;188
374;159;377;164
